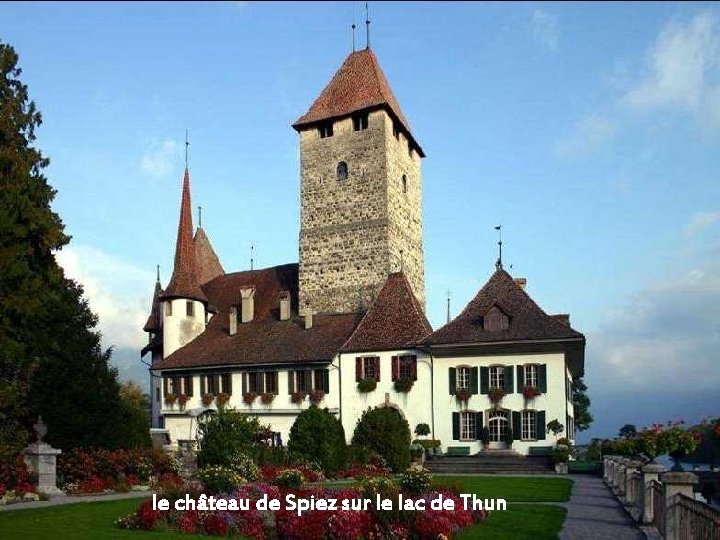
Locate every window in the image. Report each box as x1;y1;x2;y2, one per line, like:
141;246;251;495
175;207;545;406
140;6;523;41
186;301;194;317
206;374;220;395
247;372;262;394
402;174;407;193
264;372;278;395
156;387;160;402
318;122;333;138
221;373;233;394
482;305;509;331
183;376;194;397
490;366;505;390
524;364;538;388
336;161;348;181
296;370;312;393
314;369;329;392
408;143;413;158
457;367;471;390
398;356;416;380
352;112;369;131
393;122;400;140
357;357;380;381
165;301;172;316
460;411;476;441
488;410;508;442
521;410;537;440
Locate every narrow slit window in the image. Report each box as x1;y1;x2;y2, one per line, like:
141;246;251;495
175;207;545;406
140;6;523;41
352;112;369;131
186;301;194;317
318;122;334;138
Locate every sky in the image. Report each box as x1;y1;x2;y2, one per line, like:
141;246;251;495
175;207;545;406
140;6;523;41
2;1;718;441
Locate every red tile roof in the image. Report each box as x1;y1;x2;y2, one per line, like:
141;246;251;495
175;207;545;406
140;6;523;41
161;169;207;303
143;279;163;332
194;227;224;285
426;268;585;346
153;263;362;369
293;48;424;156
342;272;432;353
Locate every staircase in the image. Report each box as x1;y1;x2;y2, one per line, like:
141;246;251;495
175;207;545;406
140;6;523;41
425;451;553;474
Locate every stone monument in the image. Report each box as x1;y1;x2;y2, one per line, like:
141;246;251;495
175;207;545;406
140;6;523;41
24;416;63;495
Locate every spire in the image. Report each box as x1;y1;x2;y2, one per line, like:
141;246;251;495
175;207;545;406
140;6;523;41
161;168;207;302
143;266;164;332
494;225;503;270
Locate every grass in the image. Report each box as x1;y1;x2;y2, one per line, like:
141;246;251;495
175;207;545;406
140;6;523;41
434;475;573;502
0;498;208;540
456;504;567;540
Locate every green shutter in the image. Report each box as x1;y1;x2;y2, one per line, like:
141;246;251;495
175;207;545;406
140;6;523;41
452;412;460;440
512;411;521;440
537;411;546;440
538;364;547;393
504;366;514;393
475;412;484;440
516;365;524;393
288;370;295;394
470;367;479;394
449;368;457;394
225;373;233;395
480;367;489;394
323;369;330;394
185;376;194;397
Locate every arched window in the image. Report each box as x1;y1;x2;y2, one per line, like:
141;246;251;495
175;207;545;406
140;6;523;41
337;161;348;181
402;174;407;193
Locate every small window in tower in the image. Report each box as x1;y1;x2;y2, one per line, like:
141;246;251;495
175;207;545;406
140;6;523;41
393;122;400;140
336;161;348;181
318;121;333;139
353;112;369;131
402;174;408;194
186;301;194;317
165;301;172;316
408;142;413;158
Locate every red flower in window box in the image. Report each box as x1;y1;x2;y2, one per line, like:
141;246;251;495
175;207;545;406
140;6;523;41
177;393;188;410
242;392;256;405
523;386;541;400
260;392;275;405
164;393;177;408
291;391;307;404
216;392;230;407
309;389;325;405
455;389;471;403
488;387;506;405
201;393;215;407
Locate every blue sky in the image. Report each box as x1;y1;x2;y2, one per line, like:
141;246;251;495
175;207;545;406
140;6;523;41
2;2;718;440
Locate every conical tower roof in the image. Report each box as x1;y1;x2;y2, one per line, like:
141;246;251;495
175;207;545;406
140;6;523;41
194;227;224;285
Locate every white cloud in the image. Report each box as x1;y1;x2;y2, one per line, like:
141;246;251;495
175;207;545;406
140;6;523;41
623;12;720;130
56;245;154;350
139;139;178;179
554;113;617;157
684;210;720;236
531;9;559;51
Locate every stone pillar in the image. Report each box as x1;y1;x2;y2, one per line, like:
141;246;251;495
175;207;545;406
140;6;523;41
615;458;628;498
23;417;63;496
624;460;642;509
603;455;614;484
663;472;698;540
640;462;666;525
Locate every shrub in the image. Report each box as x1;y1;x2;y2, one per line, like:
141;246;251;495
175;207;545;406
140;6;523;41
400;467;432;494
352;406;412;473
288;405;347;473
393;378;414;393
197;465;244;494
552;446;570;464
414;423;431;437
274;468;304;489
413;439;441;449
358;475;399;498
197;409;261;468
410;443;424;459
229;452;260;482
357;378;377;393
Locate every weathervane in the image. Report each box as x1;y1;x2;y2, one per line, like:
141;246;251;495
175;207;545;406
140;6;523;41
495;225;503;270
365;2;371;49
198;205;203;228
446;288;451;323
352;2;357;52
250;243;254;271
185;129;190;169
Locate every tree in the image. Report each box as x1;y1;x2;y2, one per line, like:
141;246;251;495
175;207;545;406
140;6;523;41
0;40;147;451
287;406;346;473
197;409;260;468
352;406;411;473
572;378;593;432
414;423;430;438
546;419;565;442
618;424;637;440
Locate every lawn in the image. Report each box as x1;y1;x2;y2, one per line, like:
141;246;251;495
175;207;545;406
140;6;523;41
456;504;567;540
434;475;573;502
0;498;207;540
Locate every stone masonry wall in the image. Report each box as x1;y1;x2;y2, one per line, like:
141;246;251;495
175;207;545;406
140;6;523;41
298;109;425;314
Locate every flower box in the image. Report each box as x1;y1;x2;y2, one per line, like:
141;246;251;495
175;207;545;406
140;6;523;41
242;392;257;406
309;390;325;405
177;393;188;410
357;378;377;393
394;378;414;393
523;386;541;400
260;392;275;405
164;394;177;408
216;393;230;408
455;389;471;403
488;387;506;407
201;393;215;407
291;392;307;404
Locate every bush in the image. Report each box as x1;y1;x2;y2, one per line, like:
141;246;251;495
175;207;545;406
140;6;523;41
415;423;431;437
552;446;570;464
358;475;399;498
412;439;441;449
229;452;260;482
197;409;260;468
274;468;304;489
410;443;424;459
197;465;244;494
287;405;347;473
400;467;432;494
352;406;412;473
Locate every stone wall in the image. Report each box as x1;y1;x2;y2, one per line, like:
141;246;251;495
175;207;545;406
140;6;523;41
298;109;425;314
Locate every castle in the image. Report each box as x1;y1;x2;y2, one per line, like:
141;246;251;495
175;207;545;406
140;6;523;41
143;46;585;455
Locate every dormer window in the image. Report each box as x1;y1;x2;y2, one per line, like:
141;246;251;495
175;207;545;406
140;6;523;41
352;112;369;131
482;305;509;331
186;301;194;317
318;121;333;139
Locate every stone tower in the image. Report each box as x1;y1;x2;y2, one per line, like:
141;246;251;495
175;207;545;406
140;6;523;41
293;48;425;315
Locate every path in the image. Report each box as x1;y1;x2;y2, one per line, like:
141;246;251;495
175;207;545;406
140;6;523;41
559;475;645;540
0;490;151;512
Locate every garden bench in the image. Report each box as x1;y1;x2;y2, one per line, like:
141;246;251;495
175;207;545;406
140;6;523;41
445;446;471;456
528;446;553;456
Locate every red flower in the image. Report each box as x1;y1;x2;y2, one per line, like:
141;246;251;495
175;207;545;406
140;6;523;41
137;500;164;531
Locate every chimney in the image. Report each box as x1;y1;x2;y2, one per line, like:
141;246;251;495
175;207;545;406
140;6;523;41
229;307;237;336
279;291;291;321
514;278;527;290
304;305;313;330
553;314;570;326
240;286;255;323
